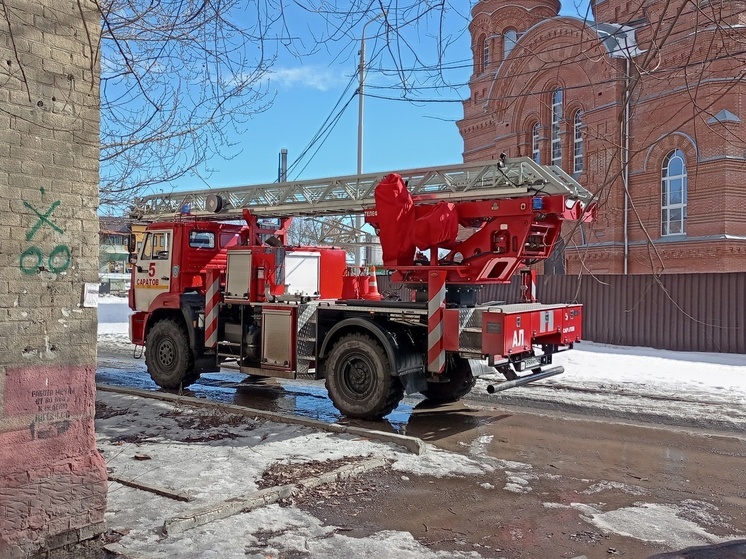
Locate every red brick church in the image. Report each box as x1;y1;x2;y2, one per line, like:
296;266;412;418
459;0;746;274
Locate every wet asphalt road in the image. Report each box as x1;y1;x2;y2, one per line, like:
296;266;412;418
96;348;425;434
95;348;746;559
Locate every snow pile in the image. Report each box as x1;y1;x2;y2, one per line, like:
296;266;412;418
98;391;490;559
97;294;746;430
94;299;746;558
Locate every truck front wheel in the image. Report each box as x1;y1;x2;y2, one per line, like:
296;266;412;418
420;356;476;403
145;319;197;389
324;333;404;420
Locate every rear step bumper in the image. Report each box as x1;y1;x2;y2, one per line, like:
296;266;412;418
486;365;564;394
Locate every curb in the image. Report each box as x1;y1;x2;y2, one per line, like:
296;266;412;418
96;384;427;455
163;457;387;535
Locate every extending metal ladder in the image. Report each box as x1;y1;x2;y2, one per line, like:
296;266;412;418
130;158;594;221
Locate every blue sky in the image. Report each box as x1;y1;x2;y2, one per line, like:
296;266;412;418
197;12;472;188
167;1;591;191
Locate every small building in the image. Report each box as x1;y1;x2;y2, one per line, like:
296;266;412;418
99;217;132;295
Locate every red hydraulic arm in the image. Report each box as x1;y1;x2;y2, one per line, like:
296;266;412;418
365;173;595;288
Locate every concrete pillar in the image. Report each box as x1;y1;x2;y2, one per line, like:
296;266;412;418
0;1;107;557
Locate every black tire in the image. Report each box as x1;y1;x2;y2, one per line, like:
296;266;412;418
420;356;476;403
324;333;404;420
145;319;197;389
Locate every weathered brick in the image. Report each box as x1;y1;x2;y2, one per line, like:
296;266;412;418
0;127;22;146
28;40;52;59
0;2;106;556
10;144;53;165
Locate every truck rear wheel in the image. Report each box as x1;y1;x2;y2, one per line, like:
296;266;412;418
324;333;404;420
145;319;197;389
420;356;476;403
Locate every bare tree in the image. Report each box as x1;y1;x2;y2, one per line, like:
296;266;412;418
97;0;280;209
95;1;473;211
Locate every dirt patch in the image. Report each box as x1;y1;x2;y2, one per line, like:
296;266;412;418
158;407;257;442
39;535;120;559
257;456;381;507
94;401;128;420
109;433;152;445
160;408;254;430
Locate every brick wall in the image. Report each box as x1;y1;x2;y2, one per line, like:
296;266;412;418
0;1;106;557
460;0;746;274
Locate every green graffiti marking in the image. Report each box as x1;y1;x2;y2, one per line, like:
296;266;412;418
19;245;71;275
19;189;72;275
23;200;63;240
48;245;71;273
19;246;43;275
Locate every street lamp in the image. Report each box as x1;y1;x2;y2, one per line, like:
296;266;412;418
355;12;384;266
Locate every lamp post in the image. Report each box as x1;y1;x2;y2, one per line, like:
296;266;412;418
355;13;384;266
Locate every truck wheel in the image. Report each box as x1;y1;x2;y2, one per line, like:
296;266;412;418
324;333;404;420
420;356;476;403
145;319;197;389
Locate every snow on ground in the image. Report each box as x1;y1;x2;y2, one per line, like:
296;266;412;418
98;294;746;429
98;391;491;559
98;391;746;559
95;296;746;557
543;501;743;551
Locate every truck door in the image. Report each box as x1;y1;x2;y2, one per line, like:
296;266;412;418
133;229;173;311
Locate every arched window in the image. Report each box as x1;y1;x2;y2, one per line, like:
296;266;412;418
532;123;541;164
504;29;517;58
661;149;688;235
551;88;563;167
573;110;583;173
476;34;488;73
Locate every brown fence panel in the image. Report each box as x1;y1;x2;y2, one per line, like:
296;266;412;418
535;273;746;353
377;272;746;353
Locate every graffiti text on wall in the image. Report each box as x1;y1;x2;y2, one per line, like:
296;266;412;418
19;188;72;275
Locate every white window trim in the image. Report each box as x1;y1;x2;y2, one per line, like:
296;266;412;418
551;88;563;167
504;29;518;58
573;111;583;173
661;149;688;236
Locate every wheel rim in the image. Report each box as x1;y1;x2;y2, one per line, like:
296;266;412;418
339;353;376;401
156;338;176;370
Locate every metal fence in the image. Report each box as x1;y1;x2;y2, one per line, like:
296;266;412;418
377;272;746;354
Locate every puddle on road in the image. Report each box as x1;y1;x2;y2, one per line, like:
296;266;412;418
96;363;503;440
97;365;413;432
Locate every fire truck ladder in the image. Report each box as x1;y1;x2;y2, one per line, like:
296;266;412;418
130;157;594;221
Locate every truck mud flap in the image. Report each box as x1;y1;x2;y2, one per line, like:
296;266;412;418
486;365;564;394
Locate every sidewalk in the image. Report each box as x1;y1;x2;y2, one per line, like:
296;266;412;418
91;383;746;559
95;389;489;559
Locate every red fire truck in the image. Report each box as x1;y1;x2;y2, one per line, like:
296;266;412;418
128;157;595;419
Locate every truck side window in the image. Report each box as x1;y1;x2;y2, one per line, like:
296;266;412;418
140;232;170;260
189;231;215;248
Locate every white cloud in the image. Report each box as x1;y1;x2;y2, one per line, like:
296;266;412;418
268;66;349;92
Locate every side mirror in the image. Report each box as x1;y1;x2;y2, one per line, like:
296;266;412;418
127;233;136;253
128;253;138;265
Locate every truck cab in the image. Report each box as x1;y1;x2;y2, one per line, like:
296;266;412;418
130;221;244;314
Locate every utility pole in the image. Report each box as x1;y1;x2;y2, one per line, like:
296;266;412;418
355;13;384;266
278;148;288;183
